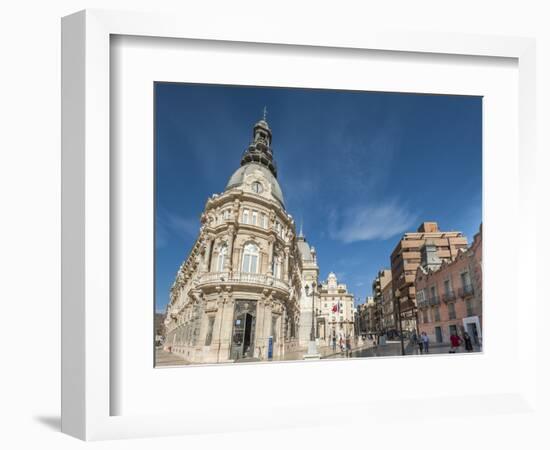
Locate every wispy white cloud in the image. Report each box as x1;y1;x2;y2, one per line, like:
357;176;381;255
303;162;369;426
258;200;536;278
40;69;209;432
156;209;200;249
329;199;417;243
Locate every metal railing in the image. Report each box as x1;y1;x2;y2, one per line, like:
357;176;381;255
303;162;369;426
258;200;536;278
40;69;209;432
417;298;429;309
197;271;289;291
457;284;474;298
428;296;440;306
441;291;456;303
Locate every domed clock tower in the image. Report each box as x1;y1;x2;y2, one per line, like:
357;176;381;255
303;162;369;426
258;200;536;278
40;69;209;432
164;115;315;363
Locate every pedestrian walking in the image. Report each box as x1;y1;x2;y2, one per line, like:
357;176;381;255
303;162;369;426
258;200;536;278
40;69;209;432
339;336;344;352
345;334;351;357
463;332;473;352
416;334;423;354
421;331;430;354
332;335;337;352
449;332;462;353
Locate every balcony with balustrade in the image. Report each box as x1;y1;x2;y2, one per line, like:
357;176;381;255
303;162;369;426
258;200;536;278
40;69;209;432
441;291;456;303
457;284;474;298
417;297;430;309
196;271;290;294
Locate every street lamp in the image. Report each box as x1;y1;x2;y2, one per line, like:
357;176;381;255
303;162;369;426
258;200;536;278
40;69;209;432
394;288;406;356
304;282;321;360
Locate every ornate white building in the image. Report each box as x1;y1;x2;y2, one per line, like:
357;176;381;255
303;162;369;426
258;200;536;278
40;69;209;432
316;272;356;342
163;116;320;363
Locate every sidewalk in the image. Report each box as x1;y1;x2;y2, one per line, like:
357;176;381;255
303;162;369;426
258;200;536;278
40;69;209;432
272;339;375;361
155;348;191;367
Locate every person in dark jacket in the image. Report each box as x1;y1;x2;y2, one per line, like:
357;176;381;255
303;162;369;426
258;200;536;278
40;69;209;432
463;332;474;352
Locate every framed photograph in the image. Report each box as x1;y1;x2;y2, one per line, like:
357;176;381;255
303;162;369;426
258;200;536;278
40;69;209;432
62;9;537;441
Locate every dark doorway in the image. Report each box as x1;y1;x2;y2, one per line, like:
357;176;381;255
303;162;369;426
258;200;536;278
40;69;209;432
243;313;253;355
230;301;257;360
435;326;443;343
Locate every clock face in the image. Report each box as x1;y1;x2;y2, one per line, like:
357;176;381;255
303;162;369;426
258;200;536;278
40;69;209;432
251;181;263;193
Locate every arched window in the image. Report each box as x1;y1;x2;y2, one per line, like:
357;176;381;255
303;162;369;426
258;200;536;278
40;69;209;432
217;245;227;272
241;243;259;273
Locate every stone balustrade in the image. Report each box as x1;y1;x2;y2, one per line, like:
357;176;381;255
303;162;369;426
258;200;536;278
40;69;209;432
197;271;289;291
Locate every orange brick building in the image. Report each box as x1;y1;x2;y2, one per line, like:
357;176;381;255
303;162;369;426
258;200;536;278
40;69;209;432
390;222;469;334
415;225;482;346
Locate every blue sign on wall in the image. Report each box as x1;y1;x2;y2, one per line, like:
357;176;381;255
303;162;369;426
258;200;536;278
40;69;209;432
268;336;273;359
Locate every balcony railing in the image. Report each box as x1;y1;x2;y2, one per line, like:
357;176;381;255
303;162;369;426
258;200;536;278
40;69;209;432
457;284;474;298
441;291;456;303
197;271;289;291
417;298;429;309
428;296;440;306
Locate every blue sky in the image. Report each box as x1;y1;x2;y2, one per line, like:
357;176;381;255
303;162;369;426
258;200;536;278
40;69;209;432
155;83;482;312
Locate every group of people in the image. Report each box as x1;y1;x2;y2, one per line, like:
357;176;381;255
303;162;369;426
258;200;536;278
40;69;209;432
412;330;475;354
449;331;475;353
331;334;353;357
412;331;431;354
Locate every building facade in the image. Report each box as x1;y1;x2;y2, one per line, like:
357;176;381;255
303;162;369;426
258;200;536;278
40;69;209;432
362;296;378;335
390;222;469;335
316;272;356;341
163;117;317;363
380;276;396;337
415;225;482;345
296;232;320;347
371;269;392;335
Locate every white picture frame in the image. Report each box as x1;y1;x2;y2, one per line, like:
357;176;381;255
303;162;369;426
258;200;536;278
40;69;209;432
61;9;538;441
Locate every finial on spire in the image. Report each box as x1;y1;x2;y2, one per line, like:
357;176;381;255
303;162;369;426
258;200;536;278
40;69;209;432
263;105;267;121
299;217;304;238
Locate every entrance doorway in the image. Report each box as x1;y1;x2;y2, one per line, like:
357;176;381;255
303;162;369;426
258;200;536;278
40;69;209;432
435;326;443;343
467;322;479;345
230;301;257;360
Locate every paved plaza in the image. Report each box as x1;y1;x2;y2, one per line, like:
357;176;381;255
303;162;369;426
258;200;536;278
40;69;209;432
155;338;481;367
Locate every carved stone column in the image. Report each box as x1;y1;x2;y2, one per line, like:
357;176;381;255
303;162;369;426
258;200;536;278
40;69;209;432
225;225;235;272
217;287;234;362
202;234;213;272
283;245;290;280
267;236;275;275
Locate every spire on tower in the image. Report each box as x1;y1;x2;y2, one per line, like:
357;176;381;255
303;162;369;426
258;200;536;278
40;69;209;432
240;109;277;177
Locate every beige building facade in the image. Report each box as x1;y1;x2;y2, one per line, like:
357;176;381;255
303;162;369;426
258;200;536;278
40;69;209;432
371;269;392;335
316;272;356;341
163;117;317;363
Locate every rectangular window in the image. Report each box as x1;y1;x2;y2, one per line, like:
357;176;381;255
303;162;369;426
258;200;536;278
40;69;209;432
250;254;258;273
448;302;456;320
242;209;249;224
422;309;429;323
434;306;441;322
205;316;215;346
466;299;474;316
261;213;267;228
251;210;258;226
444;279;451;295
461;271;471;288
430;286;436;299
449;324;458;336
435;326;443;343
